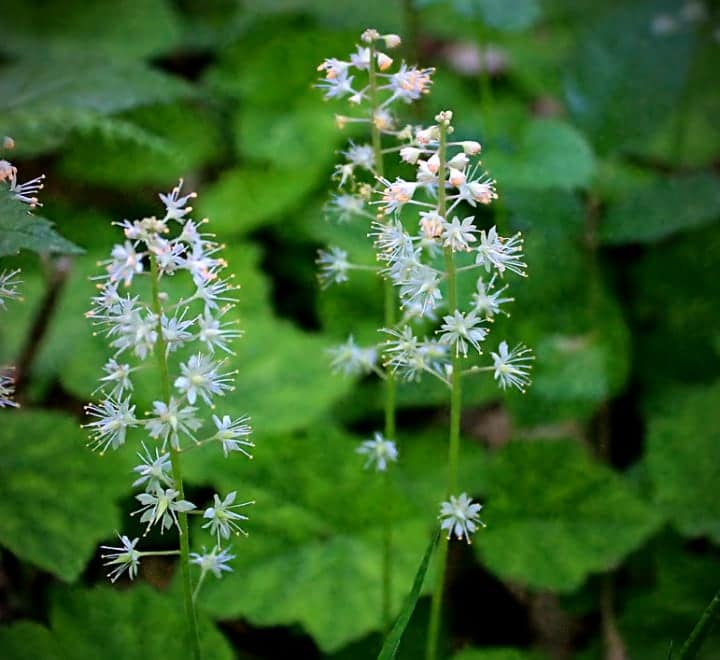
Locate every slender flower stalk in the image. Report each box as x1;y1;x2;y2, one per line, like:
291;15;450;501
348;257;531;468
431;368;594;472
85;181;255;660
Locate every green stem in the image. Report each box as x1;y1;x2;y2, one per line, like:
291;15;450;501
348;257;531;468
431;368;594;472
150;256;202;660
677;586;720;660
426;118;462;660
370;37;396;633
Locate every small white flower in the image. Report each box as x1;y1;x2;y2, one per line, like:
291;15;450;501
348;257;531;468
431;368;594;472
418;211;445;239
343;142;375;170
472;276;513;319
174;354;234;405
132;442;173;491
0;269;22;307
190;546;235;579
381;64;434;103
9;171;45;208
400;147;422;164
438;310;488;357
0;372;18;408
356;432;398;471
327;336;378;376
159;179;197;223
212;414;254;458
439;493;485;543
84;396;139;453
133;488;196;534
202;491;254;542
100;534;141;582
97;358;134;398
317;247;351;289
317;68;357;99
377;177;418;215
145;398;202;450
325;193;367;223
442;216;477;252
491;341;534;392
398;264;443;314
459;140;482;156
476;227;526;277
197;308;242;354
350;45;371;69
106;241;144;287
161;312;194;354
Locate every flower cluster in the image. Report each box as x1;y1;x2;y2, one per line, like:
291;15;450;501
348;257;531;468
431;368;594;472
86;180;254;586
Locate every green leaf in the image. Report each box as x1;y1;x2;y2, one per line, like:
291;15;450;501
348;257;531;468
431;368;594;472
0;189;82;257
182;427;487;651
454;648;549;660
645;382;720;542
58;102;223;188
1;56;193;156
0;584;234;660
565;0;694;153
484;119;596;190
0;410;130;580
0;0;181;60
476;440;662;591
198;164;320;235
378;531;440;660
616;546;720;660
599;172;720;244
452;0;541;31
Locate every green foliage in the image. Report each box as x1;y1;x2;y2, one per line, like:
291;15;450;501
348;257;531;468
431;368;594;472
454;648;549;660
0;190;82;257
600;172;720;244
485;119;596;190
0;55;193;155
452;0;542;32
182;428;486;651
565;0;694;153
0;585;234;659
477;440;662;591
0;410;130;581
645;383;720;542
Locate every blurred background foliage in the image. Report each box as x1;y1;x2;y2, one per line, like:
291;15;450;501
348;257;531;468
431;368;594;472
0;0;719;658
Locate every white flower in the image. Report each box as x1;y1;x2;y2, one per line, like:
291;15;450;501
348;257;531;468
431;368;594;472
197;308;242;354
377;177;418;215
317;68;356;99
212;414;254;458
106;241;144;287
133;488;196;534
442;216;477;252
159;179;197;223
371;218;415;264
381;64;434;103
472;276;513;319
439;493;485;543
438;310;488;357
356;432;398;471
9;171;45;208
383;327;449;382
0;372;17;408
327;336;378;376
132;442;173;491
350;45;371;69
145;398;202;450
400;147;422;164
398;264;443;314
476;227;526;277
343;142;375;170
459;140;482;155
0;269;22;307
100;534;141;582
84;396;138;453
174;354;234;405
317;57;350;79
97;358;134;398
418;211;444;239
456;176;497;207
202;491;253;542
491;341;534;392
190;546;235;579
317;247;351;288
161;312;194;354
326;193;367;223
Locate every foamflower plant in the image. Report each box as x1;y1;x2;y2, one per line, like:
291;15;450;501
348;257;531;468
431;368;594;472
85;181;254;659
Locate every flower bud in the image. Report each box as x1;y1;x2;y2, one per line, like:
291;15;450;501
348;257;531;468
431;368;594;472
376;52;393;71
400;147;422;164
461;140;482;155
448;167;466;186
448;153;469;169
426;153;440;174
383;34;401;48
